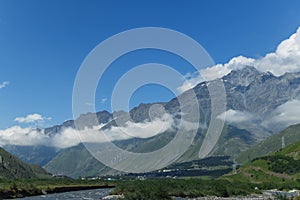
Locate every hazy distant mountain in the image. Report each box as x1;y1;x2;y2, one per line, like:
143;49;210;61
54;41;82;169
3;145;58;166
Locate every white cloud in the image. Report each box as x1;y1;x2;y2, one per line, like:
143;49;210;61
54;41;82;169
85;98;107;106
262;99;300;129
85;102;94;106
51;126;102;149
256;27;300;76
178;27;300;92
217;109;254;124
202;56;256;81
178;56;255;93
0;81;9;89
14;113;46;123
0;125;107;148
100;98;107;103
0;114;174;149
107;113;174;139
178;72;204;93
0;126;49;146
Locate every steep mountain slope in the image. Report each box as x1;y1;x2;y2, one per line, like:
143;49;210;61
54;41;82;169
44;144;107;178
173;124;258;163
238;123;300;164
224;141;300;187
0;147;50;179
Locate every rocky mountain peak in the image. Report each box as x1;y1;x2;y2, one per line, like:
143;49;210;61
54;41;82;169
222;65;261;86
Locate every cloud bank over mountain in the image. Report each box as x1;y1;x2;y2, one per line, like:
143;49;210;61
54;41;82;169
217;109;255;124
262;99;300;129
0;114;174;148
179;27;300;92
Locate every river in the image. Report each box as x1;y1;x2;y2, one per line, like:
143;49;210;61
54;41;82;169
19;188;114;200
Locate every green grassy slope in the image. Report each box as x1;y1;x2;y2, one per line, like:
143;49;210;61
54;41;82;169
237;123;300;164
44;144;107;178
0;147;50;179
223;140;300;189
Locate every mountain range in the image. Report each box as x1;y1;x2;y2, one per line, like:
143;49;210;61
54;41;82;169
4;66;300;178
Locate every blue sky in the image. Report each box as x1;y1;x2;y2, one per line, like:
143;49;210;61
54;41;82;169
1;0;300;129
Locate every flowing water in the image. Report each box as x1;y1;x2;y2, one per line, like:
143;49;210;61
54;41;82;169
19;188;113;200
